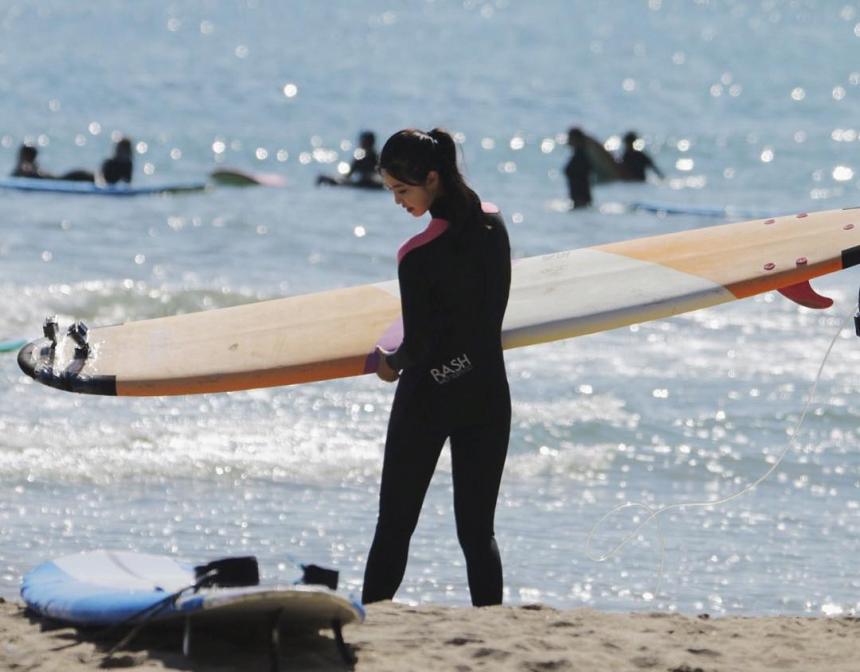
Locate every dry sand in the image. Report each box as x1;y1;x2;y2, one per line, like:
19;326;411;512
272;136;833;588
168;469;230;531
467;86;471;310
1;596;858;671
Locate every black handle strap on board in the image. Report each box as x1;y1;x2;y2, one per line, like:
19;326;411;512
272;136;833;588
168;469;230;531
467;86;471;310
300;564;339;591
194;556;260;588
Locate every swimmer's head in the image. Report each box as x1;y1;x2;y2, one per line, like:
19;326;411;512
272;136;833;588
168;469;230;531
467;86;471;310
18;144;37;162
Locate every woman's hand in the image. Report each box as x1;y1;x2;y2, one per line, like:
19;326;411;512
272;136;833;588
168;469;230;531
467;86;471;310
375;346;400;382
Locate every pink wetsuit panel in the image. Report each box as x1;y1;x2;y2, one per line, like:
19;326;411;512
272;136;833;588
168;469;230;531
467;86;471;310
396;202;500;264
397;219;449;264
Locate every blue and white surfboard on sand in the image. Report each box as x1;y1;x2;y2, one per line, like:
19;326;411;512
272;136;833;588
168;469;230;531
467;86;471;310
21;550;364;630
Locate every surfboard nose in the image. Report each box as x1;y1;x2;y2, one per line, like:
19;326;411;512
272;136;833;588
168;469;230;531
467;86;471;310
17;336;117;396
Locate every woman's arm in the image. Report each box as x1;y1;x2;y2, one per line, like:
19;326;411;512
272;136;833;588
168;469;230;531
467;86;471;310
384;254;435;372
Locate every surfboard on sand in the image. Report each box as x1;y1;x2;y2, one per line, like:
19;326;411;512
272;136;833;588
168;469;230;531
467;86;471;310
22;550;363;665
21;550;364;638
0;176;206;196
22;550;363;628
17;207;860;397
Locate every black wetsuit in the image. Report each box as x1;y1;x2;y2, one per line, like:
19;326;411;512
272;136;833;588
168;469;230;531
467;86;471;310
12;162;47;178
350;149;379;184
101;157;132;184
362;199;512;607
564;151;592;208
621;149;662;182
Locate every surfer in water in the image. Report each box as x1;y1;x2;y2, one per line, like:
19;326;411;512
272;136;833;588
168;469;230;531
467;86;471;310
316;130;383;189
11;144;94;182
362;128;512;607
348;130;380;185
620;131;664;182
11;144;47;178
101;137;133;184
564;127;593;209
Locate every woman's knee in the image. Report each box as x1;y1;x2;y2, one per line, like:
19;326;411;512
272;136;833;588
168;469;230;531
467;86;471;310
456;527;497;558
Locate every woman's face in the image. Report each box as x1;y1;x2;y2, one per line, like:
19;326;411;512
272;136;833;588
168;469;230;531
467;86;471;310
382;170;440;218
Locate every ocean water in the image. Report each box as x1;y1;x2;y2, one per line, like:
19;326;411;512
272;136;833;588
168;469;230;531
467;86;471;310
1;0;860;617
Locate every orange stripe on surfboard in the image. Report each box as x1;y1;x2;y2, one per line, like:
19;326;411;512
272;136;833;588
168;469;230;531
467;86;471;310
597;209;858;299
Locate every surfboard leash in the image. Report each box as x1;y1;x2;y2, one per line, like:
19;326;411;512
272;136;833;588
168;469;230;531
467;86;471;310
92;554;340;666
94;556;260;663
585;301;858;602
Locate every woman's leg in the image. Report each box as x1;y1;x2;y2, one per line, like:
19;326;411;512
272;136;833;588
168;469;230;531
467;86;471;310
362;393;446;604
450;404;511;606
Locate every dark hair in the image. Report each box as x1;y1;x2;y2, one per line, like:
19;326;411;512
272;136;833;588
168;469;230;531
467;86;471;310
379;128;482;233
115;138;132;159
18;144;37;162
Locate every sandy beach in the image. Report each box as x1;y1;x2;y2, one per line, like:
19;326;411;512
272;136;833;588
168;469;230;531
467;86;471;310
1;597;858;671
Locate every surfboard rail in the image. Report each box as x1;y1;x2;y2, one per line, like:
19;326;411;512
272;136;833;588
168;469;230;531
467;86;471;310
17;207;860;396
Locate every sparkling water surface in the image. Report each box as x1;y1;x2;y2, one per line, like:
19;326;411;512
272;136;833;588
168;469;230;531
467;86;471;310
1;1;860;616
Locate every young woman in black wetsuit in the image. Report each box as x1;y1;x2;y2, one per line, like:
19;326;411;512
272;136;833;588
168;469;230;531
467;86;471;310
362;128;512;607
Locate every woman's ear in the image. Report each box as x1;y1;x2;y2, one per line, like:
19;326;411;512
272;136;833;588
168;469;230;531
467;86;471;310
425;170;440;194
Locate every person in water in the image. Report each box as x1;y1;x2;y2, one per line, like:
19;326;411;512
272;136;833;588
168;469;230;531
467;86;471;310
11;144;94;182
11;144;47;178
564;127;592;209
101;137;133;185
348;130;380;185
362;128;512;607
316;130;382;188
620;131;664;182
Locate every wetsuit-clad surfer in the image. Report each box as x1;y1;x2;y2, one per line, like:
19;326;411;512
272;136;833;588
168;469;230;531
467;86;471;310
11;144;94;182
101;137;133;185
316;130;383;189
11;145;50;178
348;130;380;186
620;131;664;182
362;128;512;607
564;127;592;208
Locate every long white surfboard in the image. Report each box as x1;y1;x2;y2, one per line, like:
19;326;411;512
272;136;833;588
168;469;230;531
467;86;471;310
17;207;860;396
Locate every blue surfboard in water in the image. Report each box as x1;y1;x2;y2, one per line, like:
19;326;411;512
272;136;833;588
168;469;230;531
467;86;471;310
631;200;777;219
0;339;25;354
0;176;206;196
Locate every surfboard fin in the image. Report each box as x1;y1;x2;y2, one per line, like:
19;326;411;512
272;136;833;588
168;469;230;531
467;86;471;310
777;280;833;309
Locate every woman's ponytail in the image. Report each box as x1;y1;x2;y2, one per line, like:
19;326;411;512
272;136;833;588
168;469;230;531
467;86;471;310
427;128;457;173
426;129;481;234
